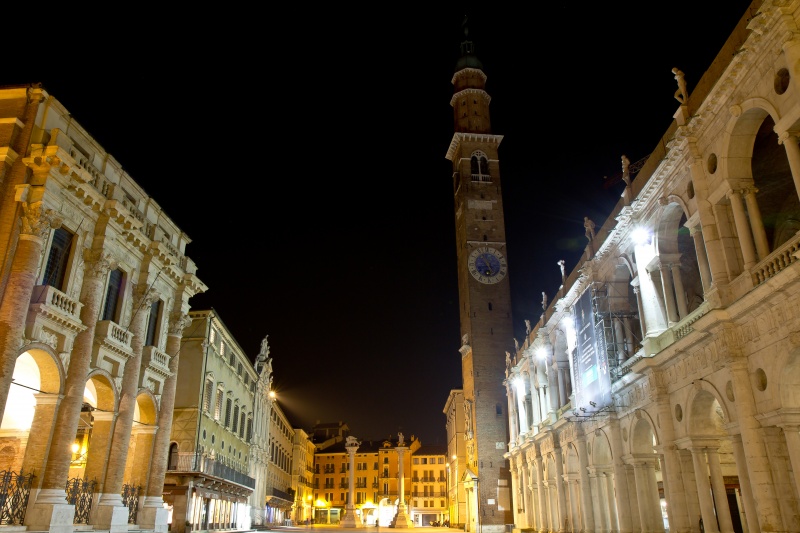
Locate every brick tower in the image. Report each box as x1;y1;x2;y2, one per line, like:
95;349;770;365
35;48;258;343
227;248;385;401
445;18;514;533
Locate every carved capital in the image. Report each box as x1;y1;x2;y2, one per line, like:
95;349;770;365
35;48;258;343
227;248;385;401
20;202;62;241
132;284;159;309
82;249;116;279
168;312;192;336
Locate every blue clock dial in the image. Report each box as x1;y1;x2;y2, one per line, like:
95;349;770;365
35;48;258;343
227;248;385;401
475;253;501;276
467;247;508;284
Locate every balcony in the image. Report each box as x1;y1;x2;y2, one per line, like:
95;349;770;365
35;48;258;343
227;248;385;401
168;452;254;489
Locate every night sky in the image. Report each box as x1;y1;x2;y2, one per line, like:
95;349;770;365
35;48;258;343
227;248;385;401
5;2;755;445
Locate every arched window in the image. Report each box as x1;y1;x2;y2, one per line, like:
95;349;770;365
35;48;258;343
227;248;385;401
168;443;179;470
470;151;491;182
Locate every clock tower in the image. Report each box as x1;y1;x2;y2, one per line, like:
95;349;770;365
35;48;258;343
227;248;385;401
445;21;514;532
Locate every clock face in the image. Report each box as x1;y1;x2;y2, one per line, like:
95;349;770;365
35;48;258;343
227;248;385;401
467;247;508;284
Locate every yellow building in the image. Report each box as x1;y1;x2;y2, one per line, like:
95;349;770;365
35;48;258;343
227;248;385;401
410;444;448;527
310;426;421;527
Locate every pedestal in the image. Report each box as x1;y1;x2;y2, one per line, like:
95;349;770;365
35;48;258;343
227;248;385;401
138;496;170;533
341;504;363;528
392;503;414;528
25;489;76;533
92;493;132;533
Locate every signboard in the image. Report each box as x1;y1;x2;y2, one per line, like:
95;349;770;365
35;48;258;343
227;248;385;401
573;289;612;411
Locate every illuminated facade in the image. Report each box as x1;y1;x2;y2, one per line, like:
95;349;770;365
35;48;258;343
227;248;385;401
505;1;800;532
0;86;206;533
264;398;295;525
164;310;261;533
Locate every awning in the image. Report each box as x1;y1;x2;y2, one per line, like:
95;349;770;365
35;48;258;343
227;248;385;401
265;495;294;509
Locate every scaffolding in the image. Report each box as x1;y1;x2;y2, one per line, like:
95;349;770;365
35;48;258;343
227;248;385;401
591;283;642;382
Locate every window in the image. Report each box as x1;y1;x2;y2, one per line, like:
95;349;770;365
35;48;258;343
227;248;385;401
202;378;214;412
101;268;124;321
229;351;235;366
413;458;419;465
43;227;73;290
220;342;226;357
239;411;246;438
168;443;178;470
214;386;224;420
145;299;162;347
246;417;253;442
225;397;232;427
232;405;239;433
210;328;216;343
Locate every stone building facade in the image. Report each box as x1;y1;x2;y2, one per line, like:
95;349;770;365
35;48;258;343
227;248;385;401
164;310;263;533
0;85;206;533
504;1;800;532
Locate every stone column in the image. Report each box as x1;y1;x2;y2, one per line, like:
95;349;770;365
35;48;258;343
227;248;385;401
728;359;783;530
780;425;800;508
576;435;595;533
566;479;579;533
643;460;664;532
687;153;729;287
633;462;651;532
658;265;679;324
608;419;633;533
342;437;363;528
507;381;518;443
0;87;45;418
742;188;769;260
706;448;734;533
625;465;641;531
632;284;647;338
669;262;688;319
394;444;412;528
554;447;567;532
536;458;548;533
588;471;605;533
690;448;718;533
690;227;712;293
603;471;619;533
726;190;757;269
677;449;702;532
95;285;159;532
140;312;191;532
729;433;759;533
777;130;800;203
84;411;115;493
654;396;689;532
20;393;61;484
27;250;115;533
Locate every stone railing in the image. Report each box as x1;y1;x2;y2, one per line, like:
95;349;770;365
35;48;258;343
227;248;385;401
95;320;133;350
142;346;170;375
752;231;800;285
29;285;83;324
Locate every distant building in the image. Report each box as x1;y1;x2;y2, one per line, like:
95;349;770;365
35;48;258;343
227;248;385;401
263;399;295;525
165;310;258;532
443;389;467;529
409;444;448;527
290;427;316;524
